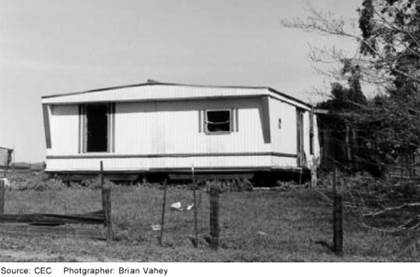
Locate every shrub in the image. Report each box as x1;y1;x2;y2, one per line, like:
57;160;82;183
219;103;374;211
15;174;65;191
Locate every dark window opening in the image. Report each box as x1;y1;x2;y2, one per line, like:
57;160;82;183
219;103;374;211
205;110;231;133
86;104;108;152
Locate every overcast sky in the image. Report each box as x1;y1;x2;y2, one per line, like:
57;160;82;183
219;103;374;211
0;0;361;162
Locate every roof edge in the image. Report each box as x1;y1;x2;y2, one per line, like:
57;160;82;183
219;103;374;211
41;80;313;107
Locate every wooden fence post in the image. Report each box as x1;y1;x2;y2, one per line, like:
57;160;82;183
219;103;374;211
159;179;168;246
100;161;113;242
0;179;4;215
100;161;105;208
192;165;198;248
332;166;343;255
209;183;220;250
103;185;113;242
310;156;318;188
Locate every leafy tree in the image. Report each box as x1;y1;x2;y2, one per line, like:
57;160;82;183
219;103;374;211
285;0;420;176
283;0;420;245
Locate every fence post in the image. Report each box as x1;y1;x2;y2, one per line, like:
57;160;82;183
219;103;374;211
332;166;343;255
192;165;198;247
159;178;168;246
209;183;220;250
100;161;105;209
100;161;113;242
103;185;113;242
0;179;4;215
310;156;318;188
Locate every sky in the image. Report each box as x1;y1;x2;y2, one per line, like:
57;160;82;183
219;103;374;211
0;0;361;162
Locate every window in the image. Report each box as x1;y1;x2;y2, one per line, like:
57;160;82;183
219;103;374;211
80;103;115;153
205;110;232;133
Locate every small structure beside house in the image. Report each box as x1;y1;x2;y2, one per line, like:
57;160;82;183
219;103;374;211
0;147;13;170
41;81;320;183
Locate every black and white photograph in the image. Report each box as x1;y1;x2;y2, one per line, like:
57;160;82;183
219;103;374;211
0;0;419;272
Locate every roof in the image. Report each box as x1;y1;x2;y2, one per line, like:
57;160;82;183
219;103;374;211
41;80;313;109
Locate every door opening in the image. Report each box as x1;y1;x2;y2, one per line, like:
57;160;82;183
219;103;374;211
86;104;108;152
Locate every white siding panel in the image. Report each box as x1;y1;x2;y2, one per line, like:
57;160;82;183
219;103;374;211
269;98;297;155
49;105;79;155
271;156;298;168
45;96;313;172
303;110;310;158
46;155;273;172
114;98;269;155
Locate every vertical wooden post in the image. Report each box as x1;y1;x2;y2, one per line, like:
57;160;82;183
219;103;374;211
298;168;303;185
310;156;318;188
332;165;337;195
333;194;343;255
0;179;4;215
209;184;220;250
192;165;198;247
159;178;168;246
100;161;105;210
100;161;113;242
103;185;113;242
345;124;351;165
332;165;343;255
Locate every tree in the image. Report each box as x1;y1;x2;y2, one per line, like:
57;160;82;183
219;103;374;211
358;0;420;89
284;1;420;177
317;65;370;173
283;0;420;87
284;1;420;240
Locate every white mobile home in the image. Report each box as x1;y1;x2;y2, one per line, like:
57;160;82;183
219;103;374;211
41;81;320;180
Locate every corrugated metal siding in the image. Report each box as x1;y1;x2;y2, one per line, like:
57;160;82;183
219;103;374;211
268;97;321;168
269;98;297;155
303;111;310;159
45;95;318;172
49;105;79;155
46;98;276;171
114;98;269;155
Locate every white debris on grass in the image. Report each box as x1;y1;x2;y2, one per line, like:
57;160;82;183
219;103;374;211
151;224;161;231
170;202;195;212
170;202;183;211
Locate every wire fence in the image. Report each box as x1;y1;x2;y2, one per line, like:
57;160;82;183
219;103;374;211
1;155;419;260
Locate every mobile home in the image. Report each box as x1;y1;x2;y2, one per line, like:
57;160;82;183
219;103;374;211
42;81;320;181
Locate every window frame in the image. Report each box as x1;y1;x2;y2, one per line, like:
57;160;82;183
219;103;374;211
204;108;234;135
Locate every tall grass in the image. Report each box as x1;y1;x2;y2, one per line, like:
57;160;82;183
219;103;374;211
0;172;414;261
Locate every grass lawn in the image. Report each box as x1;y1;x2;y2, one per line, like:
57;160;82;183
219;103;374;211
0;183;414;262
